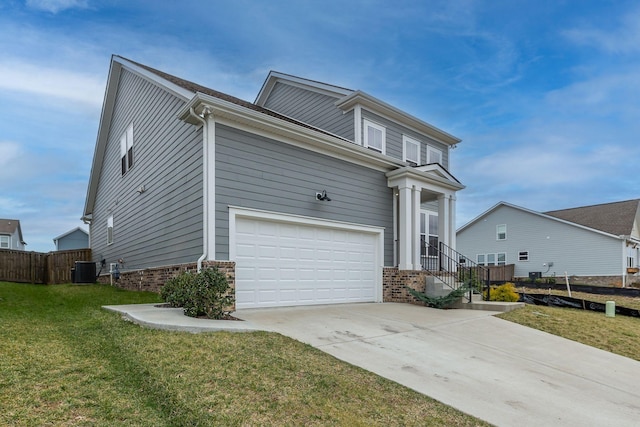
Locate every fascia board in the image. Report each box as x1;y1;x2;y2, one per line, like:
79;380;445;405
385;166;465;192
114;56;194;101
457;201;623;240
255;71;352;106
178;93;405;172
335;91;461;146
415;163;461;183
53;227;88;242
83;57;122;217
84;57;197;217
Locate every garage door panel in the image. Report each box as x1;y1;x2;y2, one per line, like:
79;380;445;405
235;216;379;309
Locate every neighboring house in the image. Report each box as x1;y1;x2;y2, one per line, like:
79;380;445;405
53;227;89;251
457;200;640;287
83;55;464;308
0;219;26;251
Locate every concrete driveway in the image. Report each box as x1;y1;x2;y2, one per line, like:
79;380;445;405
237;303;640;427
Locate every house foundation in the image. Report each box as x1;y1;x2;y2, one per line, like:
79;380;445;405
97;261;236;304
382;267;428;305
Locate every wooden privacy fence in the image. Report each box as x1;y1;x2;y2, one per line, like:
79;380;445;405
0;249;92;284
486;264;515;282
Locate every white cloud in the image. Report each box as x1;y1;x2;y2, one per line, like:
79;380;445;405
0;60;104;108
26;0;88;14
0;141;21;168
563;8;640;54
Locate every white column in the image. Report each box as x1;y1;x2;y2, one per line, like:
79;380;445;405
449;195;457;252
412;185;421;270
438;194;450;249
398;185;413;270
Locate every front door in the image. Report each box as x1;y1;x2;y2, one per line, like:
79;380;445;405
420;211;438;270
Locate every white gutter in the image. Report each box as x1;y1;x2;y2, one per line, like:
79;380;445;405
187;106;214;272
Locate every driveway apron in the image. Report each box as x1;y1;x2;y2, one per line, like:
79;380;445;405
237;303;640;427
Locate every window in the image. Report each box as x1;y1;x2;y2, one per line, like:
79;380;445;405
0;235;9;248
120;123;134;175
497;253;506;266
107;215;114;245
496;224;507;240
403;136;420;164
519;251;529;261
487;253;496;266
363;120;385;153
478;253;506;266
427;145;443;165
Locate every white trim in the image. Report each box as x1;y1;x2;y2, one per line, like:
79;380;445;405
115;56;194;101
335;90;461;146
458;202;629;240
402;135;420;164
255;71;353;106
496;224;507;241
228;206;384;302
0;235;10;249
354;104;362;146
363;119;386;154
178;93;404;173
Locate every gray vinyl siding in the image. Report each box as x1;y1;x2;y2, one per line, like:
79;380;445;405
214;124;394;265
263;82;354;140
56;230;88;250
361;110;449;168
90;69;203;269
457;205;623;278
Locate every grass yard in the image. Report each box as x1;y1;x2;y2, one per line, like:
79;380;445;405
498;289;640;362
0;282;488;426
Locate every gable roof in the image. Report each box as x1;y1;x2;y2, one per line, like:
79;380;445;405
544;199;640;237
255;69;461;147
0;219;25;244
255;70;354;105
84;56;464;219
458;200;640;241
84;56;361;219
53;227;89;243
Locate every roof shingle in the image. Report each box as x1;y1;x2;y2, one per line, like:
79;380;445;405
544;199;640;236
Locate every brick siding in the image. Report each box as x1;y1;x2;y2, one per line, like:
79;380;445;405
98;261;236;309
382;267;428;305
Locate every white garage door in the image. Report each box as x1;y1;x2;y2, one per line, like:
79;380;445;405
232;211;381;309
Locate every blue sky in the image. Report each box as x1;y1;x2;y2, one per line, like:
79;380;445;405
1;0;639;252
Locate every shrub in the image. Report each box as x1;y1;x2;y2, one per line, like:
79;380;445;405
161;267;234;319
160;270;195;308
489;282;520;302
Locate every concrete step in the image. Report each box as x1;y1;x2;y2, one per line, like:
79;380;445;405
425;276;465;297
452;300;525;312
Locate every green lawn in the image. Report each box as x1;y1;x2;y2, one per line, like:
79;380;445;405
0;282;488;426
498;290;640;362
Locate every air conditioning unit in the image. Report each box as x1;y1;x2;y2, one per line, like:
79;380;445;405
529;272;542;280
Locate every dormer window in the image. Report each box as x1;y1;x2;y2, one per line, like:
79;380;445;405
120;123;134;175
363;119;385;154
403;136;420;164
427;145;442;165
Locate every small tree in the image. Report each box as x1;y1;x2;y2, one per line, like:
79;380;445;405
161;267;234;319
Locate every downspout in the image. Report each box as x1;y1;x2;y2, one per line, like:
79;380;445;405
188;106;210;272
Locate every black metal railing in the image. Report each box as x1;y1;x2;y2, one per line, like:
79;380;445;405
421;241;491;302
